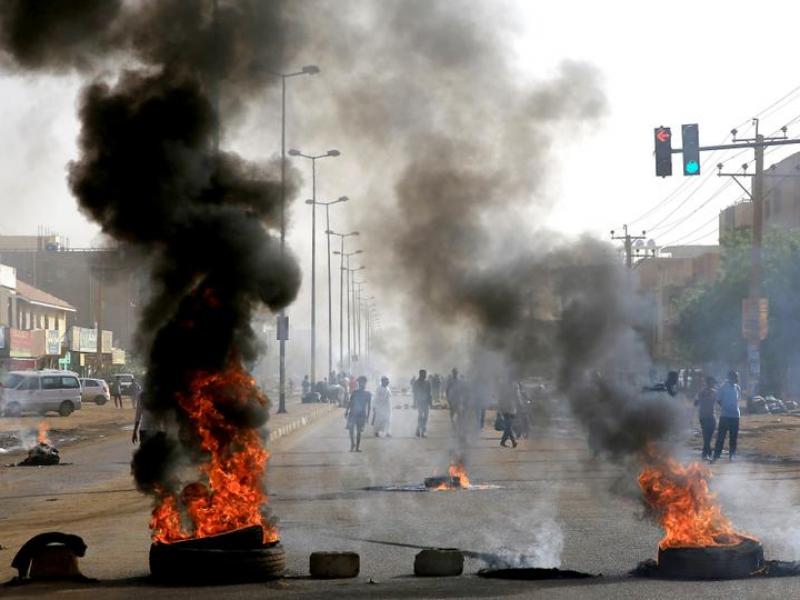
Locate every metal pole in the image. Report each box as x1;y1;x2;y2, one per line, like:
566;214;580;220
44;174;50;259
325;206;333;382
339;237;345;372
277;74;287;413
310;158;317;388
749;131;765;392
348;259;354;368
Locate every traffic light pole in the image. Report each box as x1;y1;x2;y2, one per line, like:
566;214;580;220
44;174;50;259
660;119;800;393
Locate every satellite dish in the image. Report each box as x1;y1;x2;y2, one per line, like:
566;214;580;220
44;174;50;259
634;239;645;247
647;239;656;247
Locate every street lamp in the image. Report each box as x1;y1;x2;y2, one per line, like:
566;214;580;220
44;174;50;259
353;280;368;366
340;262;365;369
274;64;319;415
304;196;348;383
289;148;341;391
329;231;359;371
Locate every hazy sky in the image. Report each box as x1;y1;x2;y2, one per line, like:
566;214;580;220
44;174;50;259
1;0;800;328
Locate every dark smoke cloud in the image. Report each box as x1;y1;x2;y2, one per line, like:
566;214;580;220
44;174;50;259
0;0;302;492
281;1;682;459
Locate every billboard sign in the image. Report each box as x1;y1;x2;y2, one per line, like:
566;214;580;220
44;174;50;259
79;327;97;353
46;329;62;355
9;328;35;358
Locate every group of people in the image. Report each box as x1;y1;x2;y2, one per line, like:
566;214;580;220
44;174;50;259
695;369;742;462
343;375;392;452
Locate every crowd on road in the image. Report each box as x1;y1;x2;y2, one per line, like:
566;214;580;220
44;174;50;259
316;366;540;453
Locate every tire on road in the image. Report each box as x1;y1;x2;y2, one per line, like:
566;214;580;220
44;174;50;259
414;548;464;577
149;543;286;583
309;551;360;579
658;538;764;579
93;395;107;406
58;401;74;417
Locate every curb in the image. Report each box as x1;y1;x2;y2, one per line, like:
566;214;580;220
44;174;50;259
269;404;337;442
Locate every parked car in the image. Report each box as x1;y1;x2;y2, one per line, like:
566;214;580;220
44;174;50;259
0;370;82;417
111;373;136;395
79;378;110;405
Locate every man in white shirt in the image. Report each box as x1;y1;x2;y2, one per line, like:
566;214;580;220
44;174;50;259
372;376;392;438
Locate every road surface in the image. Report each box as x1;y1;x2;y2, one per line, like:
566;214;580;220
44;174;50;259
3;401;800;598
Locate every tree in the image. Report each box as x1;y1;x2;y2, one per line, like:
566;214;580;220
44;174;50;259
672;228;800;396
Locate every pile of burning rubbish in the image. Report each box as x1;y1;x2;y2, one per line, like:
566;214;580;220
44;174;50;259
17;423;60;467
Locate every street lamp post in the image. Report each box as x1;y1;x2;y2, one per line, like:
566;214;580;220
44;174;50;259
354;280;367;365
288;148;340;391
275;64;319;415
304;197;348;384
329;232;359;371
341;262;365;369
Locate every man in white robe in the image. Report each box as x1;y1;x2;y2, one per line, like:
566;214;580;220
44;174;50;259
372;376;392;438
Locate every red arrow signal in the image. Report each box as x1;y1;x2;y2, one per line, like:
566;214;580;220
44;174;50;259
656;128;670;143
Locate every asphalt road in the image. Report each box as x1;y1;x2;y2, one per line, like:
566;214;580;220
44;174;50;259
3;401;800;598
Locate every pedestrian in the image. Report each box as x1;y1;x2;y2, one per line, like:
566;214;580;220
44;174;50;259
413;369;432;438
345;375;371;452
111;376;123;409
372;376;392;438
445;368;461;423
695;376;717;460
431;373;442;405
302;375;311;398
712;370;741;463
131;381;162;445
497;379;518;448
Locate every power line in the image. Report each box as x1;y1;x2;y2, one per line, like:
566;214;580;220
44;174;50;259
661;212;720;246
652;180;733;239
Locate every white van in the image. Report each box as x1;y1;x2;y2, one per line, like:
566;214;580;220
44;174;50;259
0;370;83;417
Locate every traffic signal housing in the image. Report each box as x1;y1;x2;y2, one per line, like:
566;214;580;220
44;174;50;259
682;123;700;176
654;126;672;177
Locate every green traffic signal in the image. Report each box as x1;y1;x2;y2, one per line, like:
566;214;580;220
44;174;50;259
685;160;700;175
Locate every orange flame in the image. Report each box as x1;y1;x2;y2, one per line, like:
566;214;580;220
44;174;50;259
37;421;50;445
638;449;749;549
449;462;471;488
150;364;278;544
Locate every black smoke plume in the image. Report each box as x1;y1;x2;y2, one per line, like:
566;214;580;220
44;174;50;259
286;0;682;460
0;1;301;495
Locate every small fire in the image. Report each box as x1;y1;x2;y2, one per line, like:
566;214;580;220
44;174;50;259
37;421;50;445
449;462;471;489
638;449;749;549
150;363;277;544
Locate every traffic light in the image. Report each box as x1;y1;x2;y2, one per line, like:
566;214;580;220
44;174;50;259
654;126;672;177
682;123;700;176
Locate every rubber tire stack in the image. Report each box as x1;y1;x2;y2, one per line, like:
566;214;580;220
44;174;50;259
149;543;286;583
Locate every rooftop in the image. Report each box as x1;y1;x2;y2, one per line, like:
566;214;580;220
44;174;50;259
15;279;77;312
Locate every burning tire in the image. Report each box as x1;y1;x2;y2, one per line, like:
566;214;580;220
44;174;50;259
149;542;286;583
658;538;764;579
414;548;464;577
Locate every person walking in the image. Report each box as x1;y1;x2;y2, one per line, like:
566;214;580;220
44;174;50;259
111;376;123;409
345;376;371;452
131;380;162;445
712;370;741;463
445;368;461;423
431;373;442;405
372;376;392;438
497;379;518;448
695;375;717;460
413;369;432;438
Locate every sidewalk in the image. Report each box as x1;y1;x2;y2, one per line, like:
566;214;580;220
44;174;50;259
268;397;338;443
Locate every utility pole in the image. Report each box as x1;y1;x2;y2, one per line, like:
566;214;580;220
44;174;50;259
610;225;647;269
654;118;800;393
714;119;788;393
